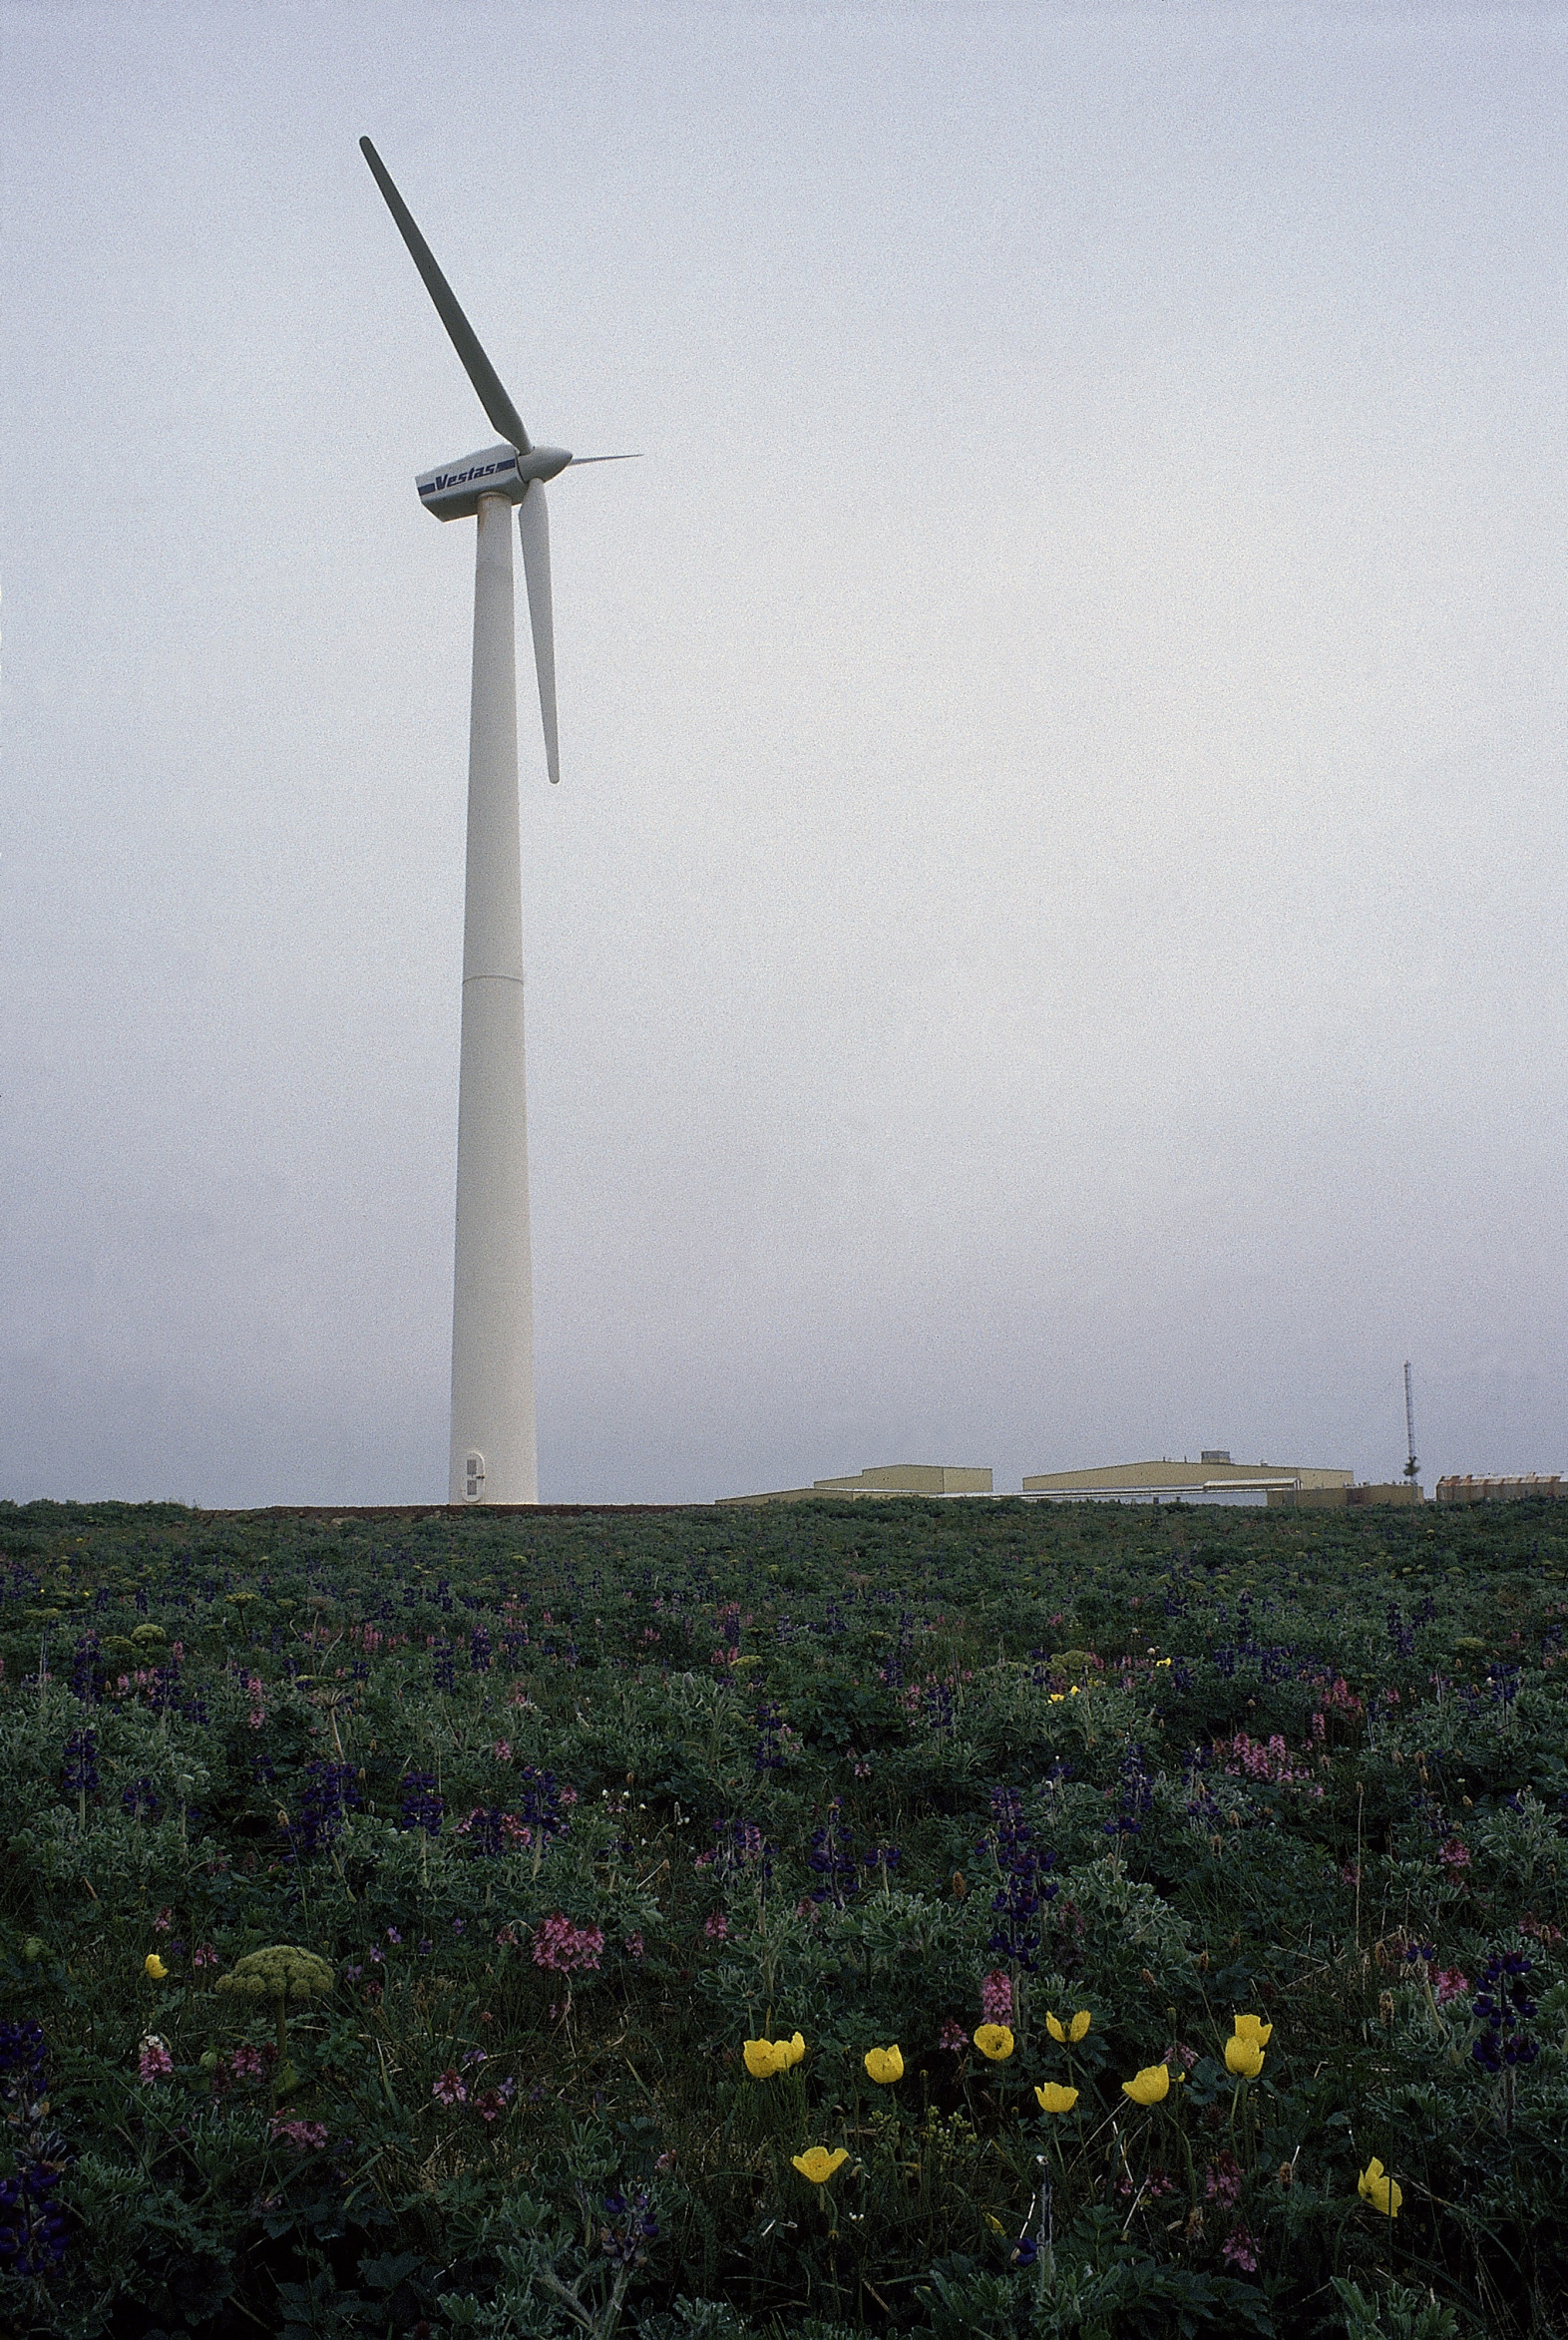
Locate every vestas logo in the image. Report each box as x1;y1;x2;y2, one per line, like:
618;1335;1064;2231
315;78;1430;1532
420;454;519;498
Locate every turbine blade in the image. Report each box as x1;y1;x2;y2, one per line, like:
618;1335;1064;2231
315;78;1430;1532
567;453;644;466
519;481;560;785
359;137;531;454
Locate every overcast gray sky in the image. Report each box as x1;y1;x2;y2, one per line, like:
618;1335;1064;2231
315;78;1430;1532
2;1;1564;1506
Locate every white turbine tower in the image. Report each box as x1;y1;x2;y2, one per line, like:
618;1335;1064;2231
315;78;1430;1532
361;137;632;1506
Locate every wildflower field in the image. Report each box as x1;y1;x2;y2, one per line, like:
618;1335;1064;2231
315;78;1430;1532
1;1493;1565;2340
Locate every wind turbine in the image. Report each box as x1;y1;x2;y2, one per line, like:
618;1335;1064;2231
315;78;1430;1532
361;136;631;1505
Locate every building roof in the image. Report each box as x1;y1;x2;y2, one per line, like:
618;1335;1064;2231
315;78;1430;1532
1022;1456;1352;1498
717;1463;992;1507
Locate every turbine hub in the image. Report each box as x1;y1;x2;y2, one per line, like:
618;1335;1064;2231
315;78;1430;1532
518;445;573;484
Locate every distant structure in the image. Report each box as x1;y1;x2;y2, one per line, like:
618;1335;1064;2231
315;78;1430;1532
1267;1482;1422;1510
1021;1453;1351;1505
718;1464;992;1508
1437;1474;1566;1505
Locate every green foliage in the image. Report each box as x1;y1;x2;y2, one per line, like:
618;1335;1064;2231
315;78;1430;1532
0;1491;1563;2334
1330;2277;1461;2339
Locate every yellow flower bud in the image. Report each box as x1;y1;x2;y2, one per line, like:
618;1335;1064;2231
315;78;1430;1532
1358;2158;1402;2218
1121;2064;1170;2106
1044;2006;1093;2045
973;2024;1014;2062
1035;2083;1078;2113
863;2045;904;2085
792;2145;849;2184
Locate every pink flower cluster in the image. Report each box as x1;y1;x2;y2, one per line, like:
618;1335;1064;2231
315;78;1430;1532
1433;1968;1469;2005
1204;2152;1242;2207
1439;1838;1471;1871
939;2019;969;2052
206;2043;269;2096
138;2036;174;2084
531;1914;604;1974
703;1912;729;1942
980;1969;1013;2025
1116;2170;1175;2200
432;2069;467;2107
271;2117;329;2151
1220;1733;1322;1794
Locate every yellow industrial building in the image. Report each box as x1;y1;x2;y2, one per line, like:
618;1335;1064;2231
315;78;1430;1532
1436;1474;1566;1505
1267;1482;1422;1510
717;1463;992;1508
1021;1451;1351;1503
718;1451;1431;1509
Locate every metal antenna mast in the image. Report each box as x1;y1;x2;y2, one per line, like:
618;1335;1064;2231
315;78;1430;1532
1403;1363;1419;1485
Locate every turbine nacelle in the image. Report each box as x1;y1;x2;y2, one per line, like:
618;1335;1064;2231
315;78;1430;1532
417;443;574;523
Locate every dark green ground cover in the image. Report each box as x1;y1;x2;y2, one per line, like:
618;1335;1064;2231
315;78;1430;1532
0;1493;1565;2339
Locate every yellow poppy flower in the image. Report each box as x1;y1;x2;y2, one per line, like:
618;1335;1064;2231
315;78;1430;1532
974;2024;1014;2061
743;2038;787;2079
1358;2158;1402;2218
1045;2009;1089;2043
1232;2013;1273;2047
1225;2035;1264;2080
793;2145;849;2184
864;2045;904;2085
144;1954;168;1982
1035;2083;1078;2113
1121;2064;1170;2106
